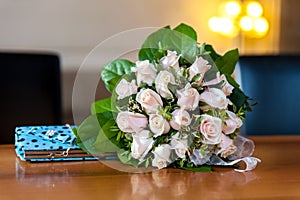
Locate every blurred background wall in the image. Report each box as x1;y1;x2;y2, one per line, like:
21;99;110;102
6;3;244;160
0;0;299;124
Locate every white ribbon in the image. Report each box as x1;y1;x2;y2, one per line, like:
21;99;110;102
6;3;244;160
230;157;261;172
230;135;261;172
232;135;255;159
205;136;261;172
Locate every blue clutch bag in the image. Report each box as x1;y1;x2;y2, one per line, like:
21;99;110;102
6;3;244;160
15;125;97;162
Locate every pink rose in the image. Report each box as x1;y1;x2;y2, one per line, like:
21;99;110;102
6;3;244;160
169;109;191;130
203;72;234;96
131;60;157;86
199;88;229;110
222;111;243;134
155;70;176;98
115;79;137;100
136;89;163;114
131;130;154;160
160;50;180;71
216;134;237;158
199;114;222;144
177;83;200;111
189;56;211;84
116;111;148;133
149;114;170;137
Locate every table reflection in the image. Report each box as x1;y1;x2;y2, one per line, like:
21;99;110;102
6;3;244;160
3;136;300;199
16;158;72;188
119;169;259;199
15;158;259;199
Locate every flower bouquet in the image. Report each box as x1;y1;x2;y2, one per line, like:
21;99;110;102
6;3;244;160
73;23;260;172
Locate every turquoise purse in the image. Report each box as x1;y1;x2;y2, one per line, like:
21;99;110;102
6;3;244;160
15;125;97;162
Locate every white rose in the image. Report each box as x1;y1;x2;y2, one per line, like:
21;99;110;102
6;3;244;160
177;83;200;111
199;114;222;145
189;56;211;84
136;89;163;114
199;88;229;110
203;72;234;96
152;144;171;169
115;79;137;100
170;132;188;159
155;70;176;98
222;111;243;134
131;60;157;86
131;130;154;160
116;111;148;133
169;109;191;130
160;50;180;71
149;114;170;137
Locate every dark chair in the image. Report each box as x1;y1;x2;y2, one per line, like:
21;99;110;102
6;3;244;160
238;55;300;135
0;52;62;144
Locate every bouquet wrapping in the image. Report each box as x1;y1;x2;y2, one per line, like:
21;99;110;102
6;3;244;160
73;23;260;172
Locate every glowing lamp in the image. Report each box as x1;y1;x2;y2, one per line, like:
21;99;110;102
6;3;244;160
246;1;263;17
208;0;269;38
253;17;269;35
224;1;242;17
208;17;221;32
240;16;254;32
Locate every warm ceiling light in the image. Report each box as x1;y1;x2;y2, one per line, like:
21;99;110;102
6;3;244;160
219;17;234;34
246;1;263;17
209;0;268;38
208;17;221;32
209;17;235;35
253;17;269;34
218;17;239;37
224;1;242;17
240;16;254;32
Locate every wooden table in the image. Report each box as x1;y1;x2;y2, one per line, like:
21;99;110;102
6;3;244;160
1;136;300;200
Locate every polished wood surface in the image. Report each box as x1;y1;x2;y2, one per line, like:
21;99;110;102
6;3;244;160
1;136;300;200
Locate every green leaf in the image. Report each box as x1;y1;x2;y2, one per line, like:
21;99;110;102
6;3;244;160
138;26;171;62
191;73;202;83
91;97;113;114
72;127;83;146
93;116;120;153
225;74;240;88
174;24;198;61
74;114;103;153
101;59;135;92
215;48;239;75
74;112;123;154
138;23;197;63
107;76;122;93
204;44;221;61
229;88;248;111
117;150;139;167
180;166;212;172
173;23;197;41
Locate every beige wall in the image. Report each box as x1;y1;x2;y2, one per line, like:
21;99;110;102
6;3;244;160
0;0;285;123
280;0;300;54
0;0;281;69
